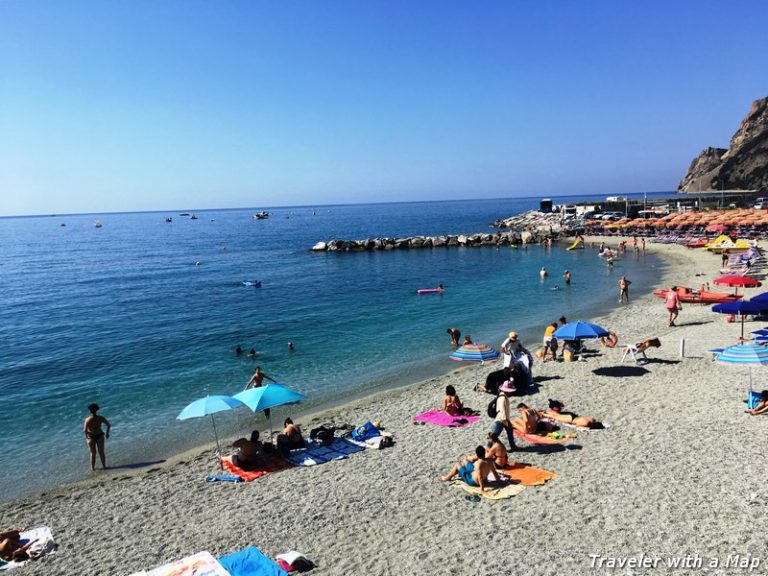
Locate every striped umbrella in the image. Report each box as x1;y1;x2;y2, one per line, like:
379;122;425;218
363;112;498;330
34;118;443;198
715;342;768;396
449;343;500;362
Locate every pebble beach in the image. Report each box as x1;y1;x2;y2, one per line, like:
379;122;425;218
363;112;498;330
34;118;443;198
2;239;766;576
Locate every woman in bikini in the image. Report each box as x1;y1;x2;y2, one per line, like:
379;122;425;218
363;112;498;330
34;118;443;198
542;399;604;429
485;432;509;468
83;403;111;470
441;385;464;416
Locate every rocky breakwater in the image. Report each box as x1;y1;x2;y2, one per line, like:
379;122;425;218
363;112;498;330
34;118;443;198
311;210;572;252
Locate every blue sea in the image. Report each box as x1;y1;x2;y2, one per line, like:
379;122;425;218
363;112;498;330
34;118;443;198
0;194;667;501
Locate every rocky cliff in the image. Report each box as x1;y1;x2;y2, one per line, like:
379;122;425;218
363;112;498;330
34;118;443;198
678;96;768;192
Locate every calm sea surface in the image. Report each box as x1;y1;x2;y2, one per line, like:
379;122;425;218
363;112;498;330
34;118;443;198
0;194;666;501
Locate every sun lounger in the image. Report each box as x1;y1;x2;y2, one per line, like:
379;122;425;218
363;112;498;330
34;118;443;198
621;337;661;364
218;546;287;576
412;409;480;427
284;437;365;467
0;526;56;571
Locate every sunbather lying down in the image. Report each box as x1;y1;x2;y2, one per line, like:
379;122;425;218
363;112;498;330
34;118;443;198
0;529;36;562
635;338;661;352
542;399;605;429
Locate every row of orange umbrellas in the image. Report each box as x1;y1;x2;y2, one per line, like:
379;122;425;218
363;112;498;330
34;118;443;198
588;209;768;229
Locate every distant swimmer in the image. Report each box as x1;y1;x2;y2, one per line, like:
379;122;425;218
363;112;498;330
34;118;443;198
287;341;294;351
564;270;571;285
235;345;243;356
540;267;548;279
551;285;560;291
247;348;256;358
195;261;200;266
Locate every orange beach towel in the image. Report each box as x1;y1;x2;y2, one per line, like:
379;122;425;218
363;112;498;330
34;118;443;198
221;455;293;481
498;463;557;486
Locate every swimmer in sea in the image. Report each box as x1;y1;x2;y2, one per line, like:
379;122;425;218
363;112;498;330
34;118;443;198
540;267;548;279
287;341;294;351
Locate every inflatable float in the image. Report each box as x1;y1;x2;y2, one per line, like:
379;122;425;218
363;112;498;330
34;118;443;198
417;287;445;294
242;281;262;288
652;286;742;304
566;239;584;251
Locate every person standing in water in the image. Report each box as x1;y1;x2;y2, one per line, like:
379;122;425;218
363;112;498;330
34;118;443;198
83;403;111;470
446;328;461;348
618;275;631;303
540;267;548;279
564;270;571;285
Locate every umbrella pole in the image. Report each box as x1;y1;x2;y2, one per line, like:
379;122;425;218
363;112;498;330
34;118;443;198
210;414;224;470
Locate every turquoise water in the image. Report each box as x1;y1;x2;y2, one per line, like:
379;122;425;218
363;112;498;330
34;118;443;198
0;196;663;501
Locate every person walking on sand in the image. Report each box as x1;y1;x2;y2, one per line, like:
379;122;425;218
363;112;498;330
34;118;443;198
446;328;461;348
490;382;517;451
665;288;681;326
618;275;631;303
83;403;111;470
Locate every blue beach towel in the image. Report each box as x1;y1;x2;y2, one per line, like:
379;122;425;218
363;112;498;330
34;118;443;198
285;437;365;467
205;474;244;483
747;390;762;409
218;546;287;576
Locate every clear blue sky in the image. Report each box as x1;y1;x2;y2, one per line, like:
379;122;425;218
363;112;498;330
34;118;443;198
1;1;767;216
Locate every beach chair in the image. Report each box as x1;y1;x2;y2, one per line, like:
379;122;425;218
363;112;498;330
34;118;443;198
621;337;661;364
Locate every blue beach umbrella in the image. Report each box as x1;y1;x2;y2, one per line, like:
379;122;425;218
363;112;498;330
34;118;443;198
233;383;306;437
177;395;244;470
553;321;610;340
715;342;768;396
449;343;501;363
712;300;768;339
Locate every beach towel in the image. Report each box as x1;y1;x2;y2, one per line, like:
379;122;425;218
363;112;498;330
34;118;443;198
221;454;293;482
135;551;230;576
412;409;480;428
205;474;244;483
747;390;762;409
498;463;557;486
450;479;526;500
0;526;56;571
218;546;287;576
285;437;365;467
513;430;574;445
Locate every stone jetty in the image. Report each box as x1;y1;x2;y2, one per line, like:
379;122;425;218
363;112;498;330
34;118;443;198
311;210;579;252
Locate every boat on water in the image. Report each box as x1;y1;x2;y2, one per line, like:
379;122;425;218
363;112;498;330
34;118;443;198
165;217;172;223
190;214;199;220
652;286;743;304
253;211;270;220
93;220;102;228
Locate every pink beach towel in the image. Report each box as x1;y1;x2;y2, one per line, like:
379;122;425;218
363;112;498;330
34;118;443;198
513;430;574;445
413;409;480;427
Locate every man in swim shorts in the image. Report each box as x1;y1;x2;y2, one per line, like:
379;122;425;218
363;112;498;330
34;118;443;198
439;446;503;492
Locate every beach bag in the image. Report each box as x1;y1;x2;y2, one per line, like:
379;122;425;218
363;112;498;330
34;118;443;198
351;421;380;442
309;426;334;445
487;396;499;418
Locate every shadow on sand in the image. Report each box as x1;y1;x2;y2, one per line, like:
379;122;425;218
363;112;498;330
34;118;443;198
592;366;650;377
108;459;167;471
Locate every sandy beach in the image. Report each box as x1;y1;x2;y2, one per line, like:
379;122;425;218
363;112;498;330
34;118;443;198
2;239;766;576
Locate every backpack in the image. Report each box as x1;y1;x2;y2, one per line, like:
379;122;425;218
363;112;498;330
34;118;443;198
309;426;334;445
487;396;499;418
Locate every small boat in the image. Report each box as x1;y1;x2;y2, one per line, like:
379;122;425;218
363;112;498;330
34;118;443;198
253;211;270;220
417;286;445;294
242;280;262;288
93;220;102;228
652;286;743;304
684;239;708;248
165;217;173;223
179;213;190;216
190;214;199;220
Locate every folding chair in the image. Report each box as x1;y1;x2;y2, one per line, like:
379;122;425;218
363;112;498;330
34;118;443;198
621;337;661;364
